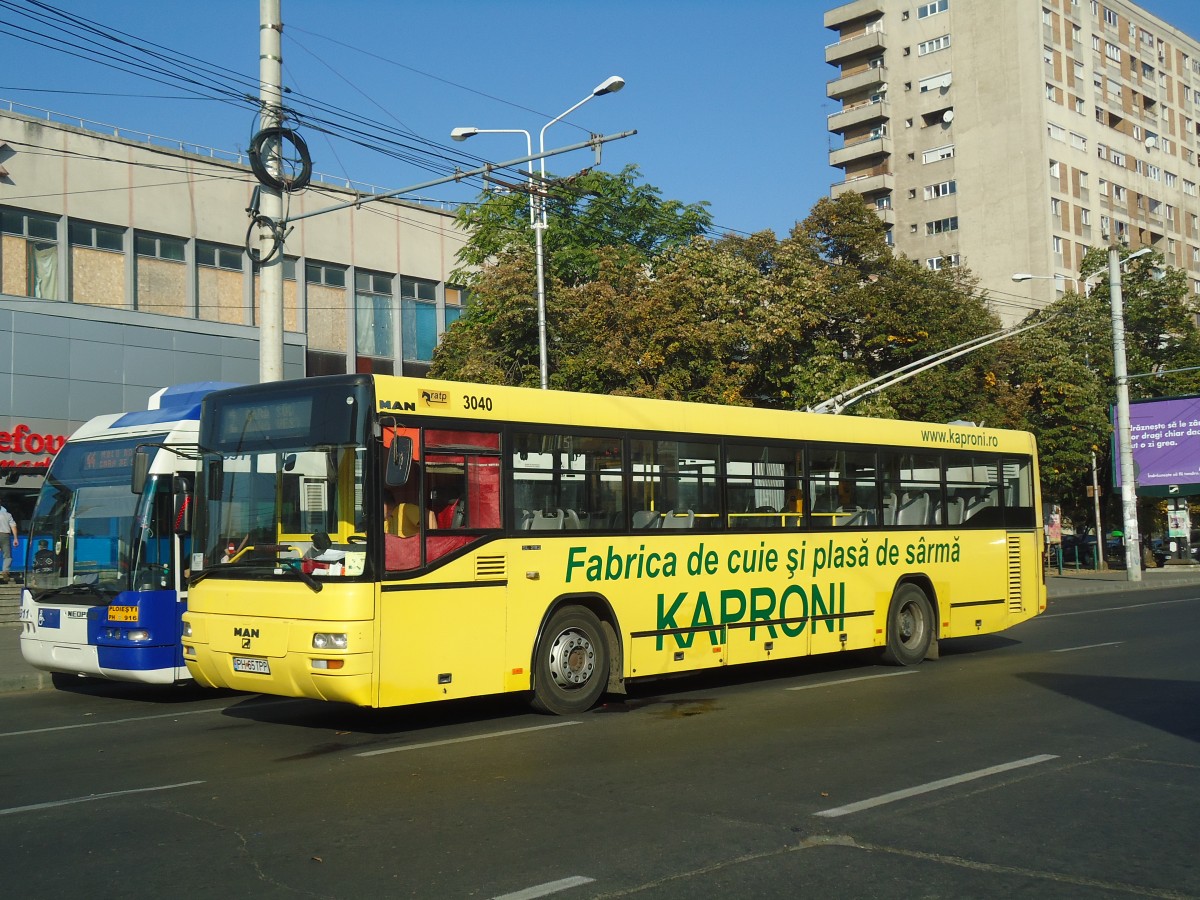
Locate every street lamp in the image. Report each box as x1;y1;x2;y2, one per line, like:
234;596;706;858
1012;246;1153;581
452;76;625;390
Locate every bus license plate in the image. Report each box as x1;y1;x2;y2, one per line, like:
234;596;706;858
232;656;271;675
108;606;138;622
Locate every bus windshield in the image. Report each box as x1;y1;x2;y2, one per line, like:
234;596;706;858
27;433;168;600
196;444;366;577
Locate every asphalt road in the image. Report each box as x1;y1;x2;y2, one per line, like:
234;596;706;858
1;587;1197;899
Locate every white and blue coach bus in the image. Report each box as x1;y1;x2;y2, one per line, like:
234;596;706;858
19;383;235;686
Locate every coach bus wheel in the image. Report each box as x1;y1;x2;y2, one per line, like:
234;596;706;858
880;584;934;667
531;606;609;715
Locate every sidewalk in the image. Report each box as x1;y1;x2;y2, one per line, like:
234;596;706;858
3;565;1199;695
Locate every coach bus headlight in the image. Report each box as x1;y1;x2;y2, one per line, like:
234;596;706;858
312;632;348;650
182;621;192;638
127;629;150;642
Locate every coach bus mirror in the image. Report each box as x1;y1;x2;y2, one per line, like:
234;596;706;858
386;436;413;487
131;447;151;494
173;475;193;535
311;531;331;554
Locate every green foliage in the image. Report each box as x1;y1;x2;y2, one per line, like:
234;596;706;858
452;164;712;288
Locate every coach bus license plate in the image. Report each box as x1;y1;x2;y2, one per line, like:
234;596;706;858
108;606;138;622
232;656;271;675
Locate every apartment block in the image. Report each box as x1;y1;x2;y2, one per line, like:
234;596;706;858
825;0;1200;323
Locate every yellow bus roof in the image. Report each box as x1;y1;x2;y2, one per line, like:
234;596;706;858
375;375;1036;456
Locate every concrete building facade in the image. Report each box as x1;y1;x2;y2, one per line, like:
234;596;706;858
824;0;1200;323
0;102;468;539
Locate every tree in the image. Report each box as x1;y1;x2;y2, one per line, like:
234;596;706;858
774;194;999;421
451;164;712;288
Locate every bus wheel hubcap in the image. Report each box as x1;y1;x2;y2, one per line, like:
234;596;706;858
548;628;595;688
899;603;923;646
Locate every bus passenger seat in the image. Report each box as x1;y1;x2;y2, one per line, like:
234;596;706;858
661;509;695;529
632;510;661;529
896;492;929;525
531;508;565;530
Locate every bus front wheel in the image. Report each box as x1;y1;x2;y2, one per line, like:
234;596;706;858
880;584;934;667
531;606;609;715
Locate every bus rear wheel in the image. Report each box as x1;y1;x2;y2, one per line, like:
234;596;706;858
531;606;609;715
880;583;934;667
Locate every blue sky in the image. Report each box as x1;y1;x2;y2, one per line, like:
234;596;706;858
2;0;1199;239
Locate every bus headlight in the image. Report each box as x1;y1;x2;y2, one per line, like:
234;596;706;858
127;629;150;642
182;620;193;638
312;632;348;650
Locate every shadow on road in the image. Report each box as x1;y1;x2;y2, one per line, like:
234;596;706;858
1020;671;1200;743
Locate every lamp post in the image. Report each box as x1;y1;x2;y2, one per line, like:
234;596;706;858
1012;245;1152;581
452;76;625;390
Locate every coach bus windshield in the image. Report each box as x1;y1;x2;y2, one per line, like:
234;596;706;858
194;380;372;581
26;434;168;600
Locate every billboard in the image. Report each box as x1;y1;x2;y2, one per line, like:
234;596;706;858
1114;394;1200;493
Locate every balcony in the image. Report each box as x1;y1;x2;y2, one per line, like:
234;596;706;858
830;171;895;198
825;0;884;30
826;29;886;65
828;65;888;100
827;98;889;133
829;133;892;168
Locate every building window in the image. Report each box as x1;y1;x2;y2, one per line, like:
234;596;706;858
355;270;395;375
70;221;129;307
917;0;948;18
135;233;185;261
926;216;959;235
1049;159;1062;179
924;179;957;199
919;35;951;56
134;231;185;316
926;254;960;270
445;286;469;329
1105;42;1121;63
196;243;242;271
1070;132;1087;150
1081;208;1091;226
1047;122;1066;141
69;221;123;252
305;261;349;358
1;207;59;300
1103;6;1118;28
401;276;438;364
922;144;955;163
1051;198;1063;216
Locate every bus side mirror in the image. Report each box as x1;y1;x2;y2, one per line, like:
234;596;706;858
386;436;413;487
173;475;193;535
132;447;151;494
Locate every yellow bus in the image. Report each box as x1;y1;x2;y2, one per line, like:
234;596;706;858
181;374;1045;714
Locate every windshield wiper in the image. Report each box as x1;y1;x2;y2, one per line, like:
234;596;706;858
189;559;323;593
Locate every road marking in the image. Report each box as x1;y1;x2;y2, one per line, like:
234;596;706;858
491;876;596;900
813;754;1058;818
0;706;225;738
1041;597;1198;618
0;781;204;816
1051;641;1124;653
0;697;294;739
786;670;917;691
356;720;581;757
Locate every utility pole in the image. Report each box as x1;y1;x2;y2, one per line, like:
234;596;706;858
258;0;285;382
1109;245;1142;581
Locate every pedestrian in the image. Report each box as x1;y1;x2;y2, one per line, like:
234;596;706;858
0;501;17;583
